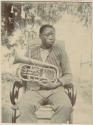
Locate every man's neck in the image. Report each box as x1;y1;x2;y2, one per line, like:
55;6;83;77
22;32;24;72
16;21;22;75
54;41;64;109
40;44;52;50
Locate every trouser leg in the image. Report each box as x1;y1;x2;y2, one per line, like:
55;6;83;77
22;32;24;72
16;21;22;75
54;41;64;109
17;90;43;123
49;87;72;123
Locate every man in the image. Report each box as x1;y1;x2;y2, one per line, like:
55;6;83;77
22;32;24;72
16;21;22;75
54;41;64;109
17;24;73;123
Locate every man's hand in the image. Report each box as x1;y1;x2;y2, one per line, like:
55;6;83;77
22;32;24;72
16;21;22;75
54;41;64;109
38;79;61;90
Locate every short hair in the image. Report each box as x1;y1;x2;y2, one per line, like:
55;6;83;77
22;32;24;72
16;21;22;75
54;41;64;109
39;24;55;34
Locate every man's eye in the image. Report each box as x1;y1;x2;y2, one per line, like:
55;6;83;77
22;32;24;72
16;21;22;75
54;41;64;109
47;33;55;36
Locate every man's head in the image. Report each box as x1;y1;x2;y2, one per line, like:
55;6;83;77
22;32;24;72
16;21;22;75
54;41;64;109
39;24;55;49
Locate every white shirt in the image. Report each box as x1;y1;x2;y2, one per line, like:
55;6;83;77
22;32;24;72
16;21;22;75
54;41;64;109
40;48;49;62
39;48;53;97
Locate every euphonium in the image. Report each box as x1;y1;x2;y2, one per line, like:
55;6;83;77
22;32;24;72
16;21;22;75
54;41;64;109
14;53;58;83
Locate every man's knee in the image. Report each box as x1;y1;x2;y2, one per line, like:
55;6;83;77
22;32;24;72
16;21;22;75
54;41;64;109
58;102;72;113
18;97;40;112
60;102;72;114
18;92;40;108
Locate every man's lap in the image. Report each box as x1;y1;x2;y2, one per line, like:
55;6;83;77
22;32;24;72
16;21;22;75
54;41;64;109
18;86;72;109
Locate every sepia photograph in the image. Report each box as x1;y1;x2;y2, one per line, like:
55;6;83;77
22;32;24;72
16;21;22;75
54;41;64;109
1;0;92;124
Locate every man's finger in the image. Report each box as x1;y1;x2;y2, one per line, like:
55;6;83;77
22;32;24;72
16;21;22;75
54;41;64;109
40;79;48;83
38;81;48;87
38;81;46;86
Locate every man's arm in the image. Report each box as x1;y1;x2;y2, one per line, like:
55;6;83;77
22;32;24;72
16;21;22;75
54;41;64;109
38;45;73;90
58;46;73;87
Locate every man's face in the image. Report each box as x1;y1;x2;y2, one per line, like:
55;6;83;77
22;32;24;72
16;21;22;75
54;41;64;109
40;27;55;48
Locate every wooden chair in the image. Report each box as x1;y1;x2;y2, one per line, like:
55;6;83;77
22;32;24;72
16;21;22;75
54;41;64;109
10;80;76;123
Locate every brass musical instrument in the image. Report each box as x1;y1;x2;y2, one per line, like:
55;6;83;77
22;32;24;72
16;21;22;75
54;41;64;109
14;53;58;83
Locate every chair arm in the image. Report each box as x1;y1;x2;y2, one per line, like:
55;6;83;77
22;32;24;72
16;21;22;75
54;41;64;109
64;84;77;106
10;80;23;105
10;80;25;123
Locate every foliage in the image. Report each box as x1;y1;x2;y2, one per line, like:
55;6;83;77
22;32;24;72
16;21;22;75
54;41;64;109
1;2;92;77
21;2;92;26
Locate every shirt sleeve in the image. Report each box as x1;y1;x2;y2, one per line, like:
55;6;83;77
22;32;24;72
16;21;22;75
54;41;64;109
58;46;73;86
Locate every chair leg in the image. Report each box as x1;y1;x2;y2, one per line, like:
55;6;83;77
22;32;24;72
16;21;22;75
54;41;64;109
12;109;16;123
69;112;73;124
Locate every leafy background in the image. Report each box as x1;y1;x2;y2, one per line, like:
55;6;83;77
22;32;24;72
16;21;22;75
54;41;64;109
1;1;92;123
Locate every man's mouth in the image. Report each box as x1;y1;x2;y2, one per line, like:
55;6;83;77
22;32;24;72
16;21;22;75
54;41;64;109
48;40;54;43
49;42;54;45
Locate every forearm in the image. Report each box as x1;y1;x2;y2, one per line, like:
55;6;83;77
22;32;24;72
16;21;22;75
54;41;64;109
39;79;62;90
58;73;73;86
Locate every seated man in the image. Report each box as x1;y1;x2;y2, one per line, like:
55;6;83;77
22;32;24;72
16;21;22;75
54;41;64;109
17;24;73;123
